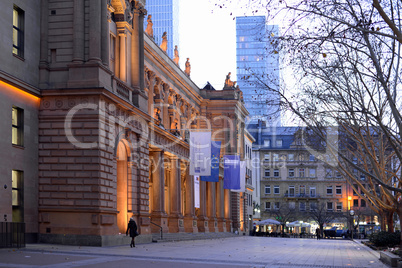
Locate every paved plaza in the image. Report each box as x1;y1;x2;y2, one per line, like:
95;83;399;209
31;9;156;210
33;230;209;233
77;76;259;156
0;237;388;268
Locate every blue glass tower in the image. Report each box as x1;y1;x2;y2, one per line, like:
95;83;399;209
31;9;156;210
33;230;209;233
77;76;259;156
236;16;281;126
145;0;180;58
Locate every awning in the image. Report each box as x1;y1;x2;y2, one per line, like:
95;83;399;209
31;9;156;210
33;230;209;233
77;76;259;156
256;219;281;225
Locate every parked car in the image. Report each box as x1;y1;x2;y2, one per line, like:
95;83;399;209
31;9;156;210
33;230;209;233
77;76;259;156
323;227;347;238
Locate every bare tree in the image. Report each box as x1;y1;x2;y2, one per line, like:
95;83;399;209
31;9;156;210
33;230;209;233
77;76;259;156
215;0;402;239
265;203;299;235
308;201;344;238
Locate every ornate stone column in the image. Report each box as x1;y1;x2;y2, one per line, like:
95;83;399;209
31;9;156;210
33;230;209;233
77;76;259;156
131;1;145;92
197;180;209;232
207;181;218;232
184;168;197;232
150;150;168;233
118;31;127;81
216;177;225;232
101;0;109;66
224;188;232;232
89;0;102;62
168;157;184;232
72;0;85;63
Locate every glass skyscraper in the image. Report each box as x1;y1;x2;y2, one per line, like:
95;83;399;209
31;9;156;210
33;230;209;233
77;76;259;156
145;0;180;58
236;16;280;126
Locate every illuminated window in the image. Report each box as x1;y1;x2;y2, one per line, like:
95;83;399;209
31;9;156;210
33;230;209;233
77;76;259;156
12;107;24;146
13;6;24;57
12;170;24;222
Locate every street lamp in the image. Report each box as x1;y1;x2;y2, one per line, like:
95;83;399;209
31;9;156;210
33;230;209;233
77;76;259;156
350;209;355;240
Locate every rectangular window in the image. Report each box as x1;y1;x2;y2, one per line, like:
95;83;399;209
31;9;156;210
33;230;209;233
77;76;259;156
299;202;306;211
353;199;359;207
264;140;270;147
309;168;316;177
264;185;271;194
12;107;24;146
264;154;270;161
12;170;24;222
310;202;317;211
273;153;279;161
274;185;280;194
336;202;343;211
264;169;270;177
327;202;333;211
273;169;279;177
13;6;24;57
299;185;305;196
288;153;294;161
361;199;366;207
288;186;295;197
327;186;333;195
310;187;316;197
360;184;365;195
336;185;342;195
276;139;282;147
299;168;305;177
353;184;358;196
326;168;332;177
274;202;280;210
288;168;294;177
265;202;271;211
309;154;315;161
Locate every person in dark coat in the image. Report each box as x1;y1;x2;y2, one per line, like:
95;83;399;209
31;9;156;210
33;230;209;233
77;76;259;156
126;217;138;248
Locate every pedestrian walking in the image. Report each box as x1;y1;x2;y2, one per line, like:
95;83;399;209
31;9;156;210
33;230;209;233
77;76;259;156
316;227;320;240
126;217;139;248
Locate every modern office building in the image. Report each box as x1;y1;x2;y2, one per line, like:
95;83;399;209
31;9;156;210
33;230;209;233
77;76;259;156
145;0;180;58
236;16;281;126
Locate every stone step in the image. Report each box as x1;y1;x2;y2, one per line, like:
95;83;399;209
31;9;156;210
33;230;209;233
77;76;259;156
151;232;239;243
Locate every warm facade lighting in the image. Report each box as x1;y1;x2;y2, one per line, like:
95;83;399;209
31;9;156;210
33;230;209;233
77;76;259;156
0;80;40;102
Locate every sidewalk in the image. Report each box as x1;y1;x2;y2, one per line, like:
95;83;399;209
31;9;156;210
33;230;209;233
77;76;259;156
0;237;388;268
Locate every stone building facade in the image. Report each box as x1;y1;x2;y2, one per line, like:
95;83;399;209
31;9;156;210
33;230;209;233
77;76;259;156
0;0;249;246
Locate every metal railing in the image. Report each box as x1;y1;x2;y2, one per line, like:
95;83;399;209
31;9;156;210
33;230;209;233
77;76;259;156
0;222;25;248
150;221;163;240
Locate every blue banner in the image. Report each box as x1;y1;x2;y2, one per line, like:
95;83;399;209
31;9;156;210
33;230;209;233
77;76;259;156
201;141;221;182
223;155;240;189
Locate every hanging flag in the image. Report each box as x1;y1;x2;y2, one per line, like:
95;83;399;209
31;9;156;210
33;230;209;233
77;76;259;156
189;131;211;176
223;155;240;189
232;161;246;192
194;175;200;208
201;141;221;182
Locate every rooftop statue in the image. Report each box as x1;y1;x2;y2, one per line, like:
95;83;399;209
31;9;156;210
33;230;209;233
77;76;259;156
160;32;168;52
224;72;236;88
185;58;191;76
173;45;179;65
145;14;153;38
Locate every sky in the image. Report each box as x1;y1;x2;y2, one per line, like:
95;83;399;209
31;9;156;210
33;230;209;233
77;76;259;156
178;0;266;90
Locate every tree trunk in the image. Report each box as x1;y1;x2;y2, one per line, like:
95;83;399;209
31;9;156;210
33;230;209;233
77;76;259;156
387;211;394;233
380;211;387;231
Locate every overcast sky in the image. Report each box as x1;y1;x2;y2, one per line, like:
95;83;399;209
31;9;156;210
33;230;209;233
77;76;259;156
178;0;269;90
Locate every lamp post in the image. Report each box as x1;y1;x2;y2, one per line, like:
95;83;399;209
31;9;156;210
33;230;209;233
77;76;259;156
350;209;355;240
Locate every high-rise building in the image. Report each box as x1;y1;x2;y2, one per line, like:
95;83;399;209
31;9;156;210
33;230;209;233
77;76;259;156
236;16;280;126
145;0;180;58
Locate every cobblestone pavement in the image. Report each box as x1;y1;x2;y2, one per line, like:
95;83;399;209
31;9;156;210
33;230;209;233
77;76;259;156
0;237;388;268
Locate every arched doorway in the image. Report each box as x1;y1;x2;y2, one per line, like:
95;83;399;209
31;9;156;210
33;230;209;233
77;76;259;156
116;140;130;234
